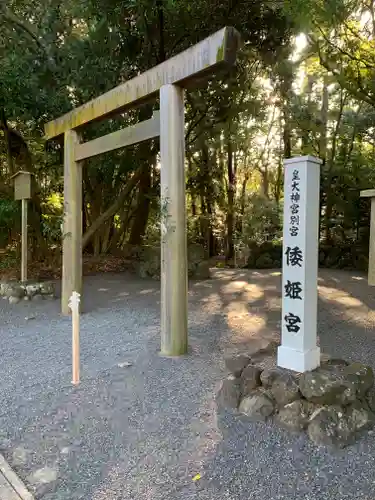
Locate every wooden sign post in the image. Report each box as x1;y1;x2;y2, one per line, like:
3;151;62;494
21;199;28;282
278;156;322;373
44;27;240;357
10;171;34;282
68;291;81;385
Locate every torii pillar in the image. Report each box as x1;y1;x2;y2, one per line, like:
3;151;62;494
44;27;240;356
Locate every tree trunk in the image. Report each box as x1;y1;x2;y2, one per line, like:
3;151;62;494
82;169;142;250
279;64;293;158
187;155;196;215
156;0;166;63
93;232;101;257
0;108;15;176
108;207;131;253
236;174;248;235
319;75;329;164
260;168;269;199
127;163;152;246
275;158;283;207
199;191;208;247
126;104;156;246
240;176;248;216
205;191;219;257
283;111;291;158
301;74;314;153
323;81;343;243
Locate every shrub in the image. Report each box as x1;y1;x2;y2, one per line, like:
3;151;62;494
255;253;274;269
246;239;368;272
247;240;282;269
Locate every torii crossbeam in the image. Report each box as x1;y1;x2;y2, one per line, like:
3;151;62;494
45;27;240;356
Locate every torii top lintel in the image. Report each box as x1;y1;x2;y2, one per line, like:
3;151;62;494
44;26;240;140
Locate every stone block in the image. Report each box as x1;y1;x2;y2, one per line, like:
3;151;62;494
241;364;262;395
224;354;251;377
32;294;44;302
321;357;348;368
216;375;241;409
193;260;210;279
0;279;56;303
307;402;375;448
270;372;300;407
218;352;375;448
307;406;354;447
9;296;21;304
346;401;375;432
4;283;25;298
276;400;315;432
260;367;285;388
25;283;41;297
39;281;55;296
365;388;375;412
299;363;361;405
238;389;275;421
188;243;205;263
343;363;374;396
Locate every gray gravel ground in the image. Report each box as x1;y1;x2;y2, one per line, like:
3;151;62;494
0;268;375;499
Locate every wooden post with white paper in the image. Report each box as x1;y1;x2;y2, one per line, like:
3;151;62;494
68;291;81;384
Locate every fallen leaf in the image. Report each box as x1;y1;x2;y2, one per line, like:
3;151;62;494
117;361;133;368
192;474;201;482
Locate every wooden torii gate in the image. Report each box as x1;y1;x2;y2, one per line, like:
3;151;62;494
44;27;240;356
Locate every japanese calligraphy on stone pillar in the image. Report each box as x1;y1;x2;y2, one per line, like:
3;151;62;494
283;167;304;336
278;156;321;373
289;170;300;237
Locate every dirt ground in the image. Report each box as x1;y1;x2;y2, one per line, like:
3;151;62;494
0;268;374;499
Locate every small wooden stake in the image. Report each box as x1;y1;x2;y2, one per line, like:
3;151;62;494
21;199;28;282
68;291;81;384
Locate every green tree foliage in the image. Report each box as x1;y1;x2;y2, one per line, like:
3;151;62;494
0;0;374;274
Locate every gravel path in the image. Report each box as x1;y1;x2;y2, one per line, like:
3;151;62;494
0;269;375;499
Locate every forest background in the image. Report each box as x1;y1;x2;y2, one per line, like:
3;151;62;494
1;0;374;278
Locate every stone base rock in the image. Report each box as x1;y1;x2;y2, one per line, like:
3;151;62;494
276;400;315;432
306;403;375;448
0;280;56;304
299;361;374;405
191;260;211;279
224;354;251;378
270;372;300;406
260;367;285;388
216;375;241;410
241;364;262;395
133;244;211;280
307;406;353;447
239;389;275;421
219;349;375;448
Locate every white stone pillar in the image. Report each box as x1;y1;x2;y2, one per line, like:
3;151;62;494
278;156;322;373
159;84;188;355
359;189;375;286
